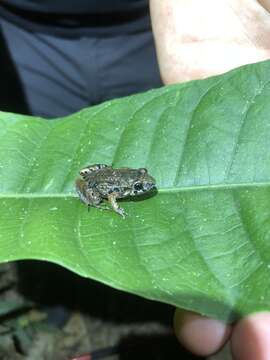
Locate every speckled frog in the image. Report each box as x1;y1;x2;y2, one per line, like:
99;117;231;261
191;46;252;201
75;164;156;218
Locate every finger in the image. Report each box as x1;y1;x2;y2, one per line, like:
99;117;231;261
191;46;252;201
174;308;232;356
231;312;270;360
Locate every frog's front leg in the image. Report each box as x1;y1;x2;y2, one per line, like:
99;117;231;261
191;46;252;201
108;193;126;218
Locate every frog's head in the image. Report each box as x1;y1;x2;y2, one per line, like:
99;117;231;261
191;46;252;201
130;168;156;196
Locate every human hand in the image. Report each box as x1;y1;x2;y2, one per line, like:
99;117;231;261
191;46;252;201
174;309;270;359
151;0;270;84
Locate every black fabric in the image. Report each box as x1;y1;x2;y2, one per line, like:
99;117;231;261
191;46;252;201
0;1;150;36
2;0;148;14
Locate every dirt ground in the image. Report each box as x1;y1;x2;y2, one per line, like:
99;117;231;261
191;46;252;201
0;261;202;360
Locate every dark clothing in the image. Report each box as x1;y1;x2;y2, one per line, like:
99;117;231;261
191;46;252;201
0;2;162;118
0;1;150;36
1;0;148;14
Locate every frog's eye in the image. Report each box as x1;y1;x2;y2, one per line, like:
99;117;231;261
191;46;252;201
133;182;144;192
138;168;148;174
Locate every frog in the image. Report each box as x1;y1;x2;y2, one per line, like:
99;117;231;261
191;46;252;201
75;164;156;218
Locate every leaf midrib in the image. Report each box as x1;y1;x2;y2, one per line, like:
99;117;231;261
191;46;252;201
0;181;269;198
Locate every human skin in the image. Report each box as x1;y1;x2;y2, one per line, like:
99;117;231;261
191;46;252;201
150;0;270;358
173;310;270;359
150;0;270;84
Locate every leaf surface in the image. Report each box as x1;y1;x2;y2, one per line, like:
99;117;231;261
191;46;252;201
1;61;270;321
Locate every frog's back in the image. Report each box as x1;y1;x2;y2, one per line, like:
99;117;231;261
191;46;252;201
91;168;135;199
94;167;139;189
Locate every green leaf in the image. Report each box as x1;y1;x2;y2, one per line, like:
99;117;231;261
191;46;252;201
1;60;270;322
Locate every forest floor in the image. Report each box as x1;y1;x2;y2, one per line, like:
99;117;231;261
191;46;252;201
0;262;200;360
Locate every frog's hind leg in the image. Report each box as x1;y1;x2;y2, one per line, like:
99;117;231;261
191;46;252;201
76;179;108;212
85;189;111;213
108;193;126;218
79;164;110;180
86;198;111;212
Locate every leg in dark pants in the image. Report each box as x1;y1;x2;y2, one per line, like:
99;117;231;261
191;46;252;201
0;18;162;118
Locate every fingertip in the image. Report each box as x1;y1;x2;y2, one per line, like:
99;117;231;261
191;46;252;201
231;312;270;360
174;309;231;356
